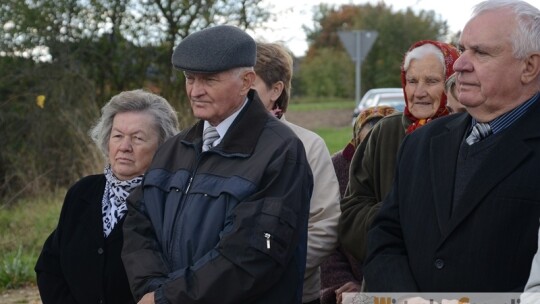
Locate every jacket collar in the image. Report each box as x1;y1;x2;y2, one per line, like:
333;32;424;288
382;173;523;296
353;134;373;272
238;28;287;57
182;89;272;156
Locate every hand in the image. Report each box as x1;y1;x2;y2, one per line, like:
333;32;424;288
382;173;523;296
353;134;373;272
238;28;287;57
138;292;155;304
335;281;361;304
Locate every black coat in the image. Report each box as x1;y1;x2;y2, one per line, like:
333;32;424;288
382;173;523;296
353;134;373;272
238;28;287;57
35;174;135;304
364;95;540;292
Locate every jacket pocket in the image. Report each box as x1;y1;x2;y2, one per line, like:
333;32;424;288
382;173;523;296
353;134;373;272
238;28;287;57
251;198;298;266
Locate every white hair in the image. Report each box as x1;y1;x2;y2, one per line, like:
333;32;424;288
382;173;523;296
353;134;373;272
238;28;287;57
403;43;445;75
473;0;540;59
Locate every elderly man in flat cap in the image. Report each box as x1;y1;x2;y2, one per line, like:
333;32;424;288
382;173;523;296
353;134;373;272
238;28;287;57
121;25;313;304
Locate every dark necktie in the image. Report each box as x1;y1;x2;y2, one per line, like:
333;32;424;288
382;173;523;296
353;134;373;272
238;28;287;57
466;122;492;145
202;126;219;151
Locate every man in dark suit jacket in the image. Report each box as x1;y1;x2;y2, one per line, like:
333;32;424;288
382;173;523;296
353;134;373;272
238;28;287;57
364;0;540;292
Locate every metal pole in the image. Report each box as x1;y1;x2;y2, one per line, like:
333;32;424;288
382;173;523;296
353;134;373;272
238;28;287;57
355;31;362;104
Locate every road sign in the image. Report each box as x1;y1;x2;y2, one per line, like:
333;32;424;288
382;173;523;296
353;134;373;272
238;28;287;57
338;30;378;104
338;30;378;62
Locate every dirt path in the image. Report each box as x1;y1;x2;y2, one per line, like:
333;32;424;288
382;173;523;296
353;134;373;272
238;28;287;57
286;108;352;130
0;285;41;304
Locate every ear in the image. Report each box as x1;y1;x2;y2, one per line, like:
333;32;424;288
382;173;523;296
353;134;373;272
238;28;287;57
521;52;540;84
270;81;284;102
240;70;256;95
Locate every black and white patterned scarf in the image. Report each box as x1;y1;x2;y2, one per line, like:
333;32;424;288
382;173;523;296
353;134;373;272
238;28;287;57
101;165;143;237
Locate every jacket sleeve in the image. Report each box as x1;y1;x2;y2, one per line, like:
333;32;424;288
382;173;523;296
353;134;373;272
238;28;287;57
320;246;362;294
362;134;418;291
122;138;313;304
121;186;170;300
34;191;78;303
338;125;383;263
304;136;341;277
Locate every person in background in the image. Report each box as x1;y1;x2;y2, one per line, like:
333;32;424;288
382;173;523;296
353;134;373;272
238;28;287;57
35;89;180;304
121;25;313;304
330;106;397;198
339;40;460;264
320;105;396;304
252;41;341;304
364;0;540;292
445;73;467;114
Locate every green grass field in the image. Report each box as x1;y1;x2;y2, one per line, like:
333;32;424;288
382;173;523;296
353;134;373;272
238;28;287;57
315;127;350;154
0;191;63;290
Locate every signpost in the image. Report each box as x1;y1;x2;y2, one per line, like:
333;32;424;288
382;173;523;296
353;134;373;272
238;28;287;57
338;30;378;104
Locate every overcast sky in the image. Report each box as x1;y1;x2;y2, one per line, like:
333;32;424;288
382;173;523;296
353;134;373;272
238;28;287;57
252;0;540;56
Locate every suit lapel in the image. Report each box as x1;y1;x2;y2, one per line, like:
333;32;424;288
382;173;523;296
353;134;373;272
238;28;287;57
430;114;469;232
439;101;540;243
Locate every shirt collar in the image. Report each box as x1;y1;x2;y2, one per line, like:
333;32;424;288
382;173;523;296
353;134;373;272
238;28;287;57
470;92;540;134
203;97;249;147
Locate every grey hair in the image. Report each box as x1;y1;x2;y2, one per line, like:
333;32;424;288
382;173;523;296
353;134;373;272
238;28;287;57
445;73;458;100
231;66;254;78
89;89;180;158
473;0;540;59
403;43;446;76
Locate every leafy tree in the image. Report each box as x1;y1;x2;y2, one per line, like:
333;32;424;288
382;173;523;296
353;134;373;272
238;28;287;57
0;0;270;204
298;48;354;98
301;3;451;98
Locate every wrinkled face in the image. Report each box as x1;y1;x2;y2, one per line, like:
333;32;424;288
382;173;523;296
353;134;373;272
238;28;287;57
252;75;274;111
405;54;445;119
185;69;253;126
108;112;159;181
453;9;525;121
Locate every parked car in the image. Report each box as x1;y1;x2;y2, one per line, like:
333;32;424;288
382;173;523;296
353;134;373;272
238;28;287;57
352;88;404;125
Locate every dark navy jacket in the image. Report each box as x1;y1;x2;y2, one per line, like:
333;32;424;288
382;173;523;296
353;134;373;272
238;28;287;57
122;91;313;303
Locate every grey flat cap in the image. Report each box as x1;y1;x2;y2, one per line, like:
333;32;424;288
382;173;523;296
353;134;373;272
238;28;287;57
172;25;256;73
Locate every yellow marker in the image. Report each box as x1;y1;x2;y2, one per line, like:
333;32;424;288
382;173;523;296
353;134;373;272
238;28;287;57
36;95;46;108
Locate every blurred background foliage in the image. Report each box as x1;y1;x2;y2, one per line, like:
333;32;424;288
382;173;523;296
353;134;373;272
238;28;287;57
0;0;455;205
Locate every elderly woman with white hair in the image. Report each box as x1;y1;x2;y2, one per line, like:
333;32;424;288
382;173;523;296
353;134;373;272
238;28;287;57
339;40;460;267
35;89;180;304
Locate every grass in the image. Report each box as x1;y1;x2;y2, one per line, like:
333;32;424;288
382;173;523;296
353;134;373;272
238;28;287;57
288;96;353;154
0;190;63;291
315;127;351;155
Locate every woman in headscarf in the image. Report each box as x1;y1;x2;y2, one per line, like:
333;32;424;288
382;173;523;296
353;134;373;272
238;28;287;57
35;89;180;304
321;105;396;304
331;105;397;198
338;40;460;265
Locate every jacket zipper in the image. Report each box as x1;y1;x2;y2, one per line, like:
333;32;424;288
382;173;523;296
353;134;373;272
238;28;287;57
264;232;271;249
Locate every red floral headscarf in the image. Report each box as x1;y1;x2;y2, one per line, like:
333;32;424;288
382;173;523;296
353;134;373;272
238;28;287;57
401;40;460;134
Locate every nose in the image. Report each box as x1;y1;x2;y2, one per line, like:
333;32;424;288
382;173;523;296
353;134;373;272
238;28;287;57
413;81;428;98
119;137;133;152
189;79;205;98
453;53;471;73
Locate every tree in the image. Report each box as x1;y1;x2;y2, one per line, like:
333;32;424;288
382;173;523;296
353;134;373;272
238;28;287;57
300;3;450;98
0;0;271;204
